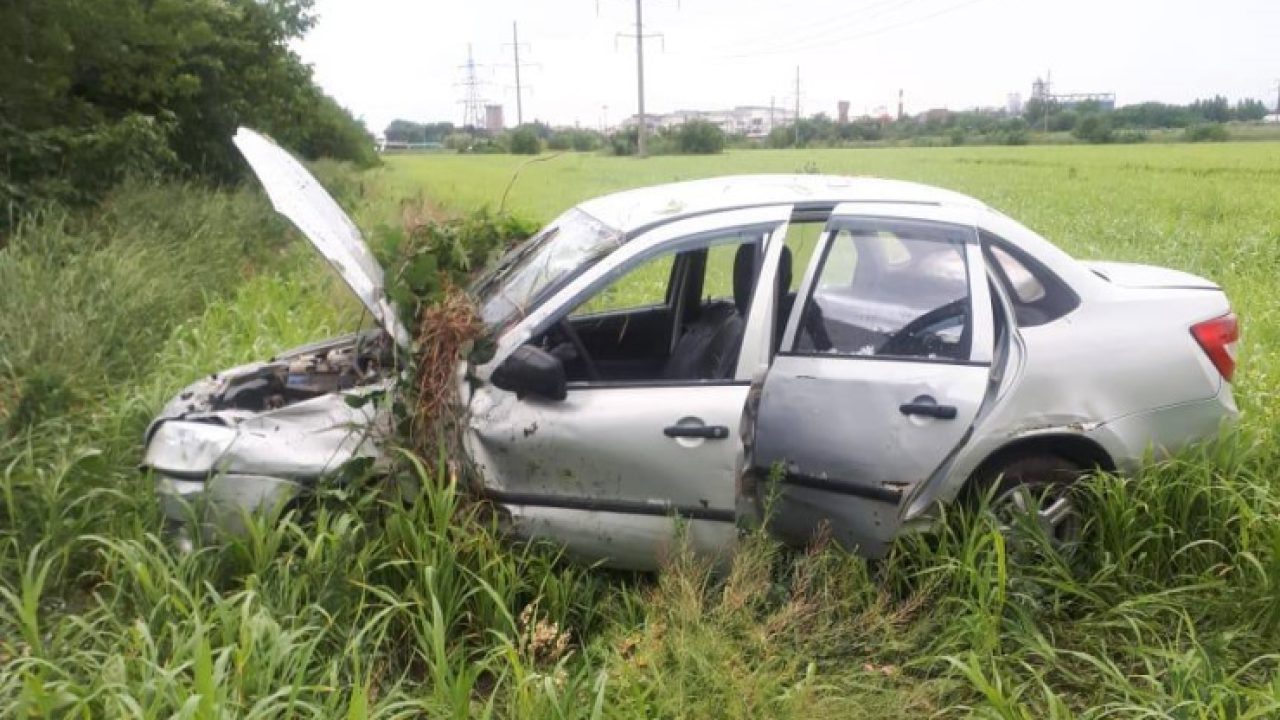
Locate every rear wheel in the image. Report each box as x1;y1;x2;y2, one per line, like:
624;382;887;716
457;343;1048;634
976;455;1084;549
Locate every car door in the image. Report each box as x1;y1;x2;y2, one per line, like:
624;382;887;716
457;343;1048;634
742;203;996;558
467;206;792;570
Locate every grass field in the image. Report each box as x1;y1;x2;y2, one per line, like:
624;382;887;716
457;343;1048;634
2;145;1279;717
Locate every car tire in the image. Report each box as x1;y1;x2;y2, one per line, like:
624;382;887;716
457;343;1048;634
973;454;1085;550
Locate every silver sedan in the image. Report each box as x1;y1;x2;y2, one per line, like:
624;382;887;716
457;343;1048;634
144;129;1239;566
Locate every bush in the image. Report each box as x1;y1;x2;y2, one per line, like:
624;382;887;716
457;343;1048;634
1073;114;1115;144
674;120;725;154
508;127;541;155
1185;123;1230;142
443;132;475;151
608;127;640;156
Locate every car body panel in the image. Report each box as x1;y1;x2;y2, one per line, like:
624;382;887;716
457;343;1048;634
232;128;409;346
1084;260;1219;289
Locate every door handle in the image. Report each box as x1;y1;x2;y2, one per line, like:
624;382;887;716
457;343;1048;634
898;401;958;420
664;424;730;439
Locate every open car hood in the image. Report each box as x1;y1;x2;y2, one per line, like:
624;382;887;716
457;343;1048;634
233;128;410;347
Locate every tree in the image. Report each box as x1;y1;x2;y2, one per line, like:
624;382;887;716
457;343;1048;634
1234;99;1268;122
384;120;455;144
1190;96;1232;123
0;0;375;223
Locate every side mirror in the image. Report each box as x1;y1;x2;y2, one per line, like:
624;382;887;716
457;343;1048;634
490;345;567;401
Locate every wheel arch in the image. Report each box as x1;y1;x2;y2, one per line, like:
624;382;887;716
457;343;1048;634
964;433;1116;493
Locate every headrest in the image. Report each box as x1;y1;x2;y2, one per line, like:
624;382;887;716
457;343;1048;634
777;246;793;298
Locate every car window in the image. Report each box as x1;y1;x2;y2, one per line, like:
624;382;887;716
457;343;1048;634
781;222;825;291
990;244;1046;302
702;243;739;300
794;224;972;361
571;254;674;316
979;231;1079;327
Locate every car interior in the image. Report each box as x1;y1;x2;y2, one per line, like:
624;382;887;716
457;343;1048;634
793;228;974;361
520;211;1054;381
532;233;798;384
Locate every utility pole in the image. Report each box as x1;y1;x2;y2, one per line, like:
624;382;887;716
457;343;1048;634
503;22;536;126
1043;70;1052;134
512;23;524;125
794;66;801;147
635;0;646;156
615;0;665;158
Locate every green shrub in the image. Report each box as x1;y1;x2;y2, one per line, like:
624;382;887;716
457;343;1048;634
675;120;726;154
1073;114;1115;143
508;127;542;155
1185;123;1230;142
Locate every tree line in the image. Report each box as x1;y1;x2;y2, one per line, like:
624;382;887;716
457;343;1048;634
1;0;376;228
386;92;1274;157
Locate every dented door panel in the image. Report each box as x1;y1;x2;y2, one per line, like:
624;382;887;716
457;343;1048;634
751;356;992;554
504;507;735;571
467;383;748;517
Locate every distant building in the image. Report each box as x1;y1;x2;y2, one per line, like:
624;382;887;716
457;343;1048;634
485;104;505;133
622;105;797;138
920;108;951;125
1264;113;1280;124
837;101;850;124
1007;93;1023;116
1032;77;1115;111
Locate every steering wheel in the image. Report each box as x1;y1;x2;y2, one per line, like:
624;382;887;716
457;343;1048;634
879;299;969;358
557;318;602;382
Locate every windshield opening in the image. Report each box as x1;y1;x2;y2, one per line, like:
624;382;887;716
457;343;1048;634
474;208;622;330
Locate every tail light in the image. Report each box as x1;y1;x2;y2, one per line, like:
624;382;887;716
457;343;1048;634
1191;313;1239;382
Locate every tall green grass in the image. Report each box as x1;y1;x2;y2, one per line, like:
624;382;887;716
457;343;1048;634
2;147;1279;716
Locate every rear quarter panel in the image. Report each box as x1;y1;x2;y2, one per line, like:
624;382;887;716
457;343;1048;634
910;283;1235;516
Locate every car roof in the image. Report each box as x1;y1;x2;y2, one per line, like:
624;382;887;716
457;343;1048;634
574;174;988;234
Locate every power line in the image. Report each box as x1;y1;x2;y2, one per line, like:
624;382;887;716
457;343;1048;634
711;0;926;58
715;0;988;62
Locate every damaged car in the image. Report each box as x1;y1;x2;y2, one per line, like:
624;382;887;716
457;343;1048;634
143;128;1239;567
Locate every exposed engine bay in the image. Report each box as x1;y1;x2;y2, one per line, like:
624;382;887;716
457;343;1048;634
209;331;396;413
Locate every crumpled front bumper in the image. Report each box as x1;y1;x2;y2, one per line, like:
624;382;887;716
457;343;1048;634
154;472;306;548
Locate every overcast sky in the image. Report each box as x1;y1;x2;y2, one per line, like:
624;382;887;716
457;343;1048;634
296;0;1279;134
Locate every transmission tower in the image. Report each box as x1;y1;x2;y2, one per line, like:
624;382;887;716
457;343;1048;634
456;44;488;130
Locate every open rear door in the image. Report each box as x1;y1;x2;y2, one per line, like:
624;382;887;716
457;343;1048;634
742;203;995;557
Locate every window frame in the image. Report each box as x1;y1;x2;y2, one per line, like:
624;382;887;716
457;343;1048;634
548;224;778;389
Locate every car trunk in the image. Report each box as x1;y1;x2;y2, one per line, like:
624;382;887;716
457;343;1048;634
1084;261;1219;290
